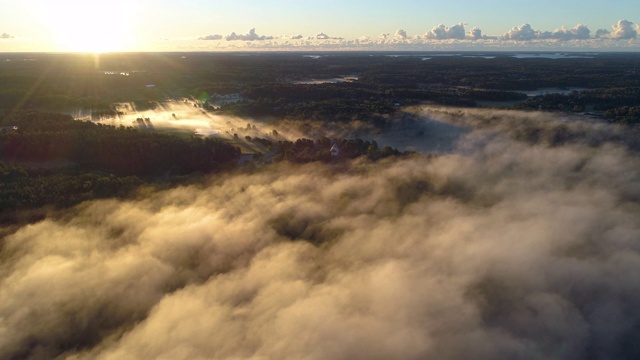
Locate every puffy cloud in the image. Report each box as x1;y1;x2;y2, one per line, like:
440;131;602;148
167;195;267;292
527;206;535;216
468;27;482;40
595;28;611;38
198;34;223;40
314;32;343;40
504;23;538;40
225;28;273;41
425;23;466;40
395;29;408;39
423;23;487;40
504;23;591;41
3;107;640;359
569;24;591;39
611;20;637;39
547;24;590;40
290;34;303;40
0;32;13;39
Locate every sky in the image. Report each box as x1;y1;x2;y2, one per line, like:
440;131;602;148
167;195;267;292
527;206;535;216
0;0;639;52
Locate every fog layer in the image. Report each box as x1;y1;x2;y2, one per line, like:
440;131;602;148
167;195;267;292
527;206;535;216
2;109;640;359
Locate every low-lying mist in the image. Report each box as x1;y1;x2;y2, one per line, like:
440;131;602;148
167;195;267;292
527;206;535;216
91;100;289;138
2;108;640;359
87;100;469;154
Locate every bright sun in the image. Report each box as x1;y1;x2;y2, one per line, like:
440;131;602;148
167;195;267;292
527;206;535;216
40;0;138;52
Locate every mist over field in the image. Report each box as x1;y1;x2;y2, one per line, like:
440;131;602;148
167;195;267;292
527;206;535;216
2;108;640;359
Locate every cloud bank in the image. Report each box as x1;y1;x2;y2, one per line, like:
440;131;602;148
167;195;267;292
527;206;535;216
225;28;274;41
504;23;591;40
2;108;640;359
198;29;274;42
185;19;640;52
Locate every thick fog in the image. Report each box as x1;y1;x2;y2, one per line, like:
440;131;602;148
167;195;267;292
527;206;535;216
2;108;640;359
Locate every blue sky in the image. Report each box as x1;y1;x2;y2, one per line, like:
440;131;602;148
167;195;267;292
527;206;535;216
0;0;638;51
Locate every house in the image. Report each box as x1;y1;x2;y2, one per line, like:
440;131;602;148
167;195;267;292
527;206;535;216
330;144;340;157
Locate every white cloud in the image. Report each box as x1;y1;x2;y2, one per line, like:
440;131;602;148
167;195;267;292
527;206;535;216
315;32;343;40
121;17;640;52
176;34;640;52
504;24;538;40
547;24;590;40
195;20;633;48
611;20;637;39
225;28;274;41
0;32;13;39
504;23;591;41
468;27;482;40
156;20;640;52
425;23;467;40
595;29;611;38
569;24;591;39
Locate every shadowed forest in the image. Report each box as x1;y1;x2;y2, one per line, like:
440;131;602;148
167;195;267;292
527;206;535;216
1;52;639;122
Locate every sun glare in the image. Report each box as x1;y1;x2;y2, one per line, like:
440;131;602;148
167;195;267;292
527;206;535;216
40;0;137;52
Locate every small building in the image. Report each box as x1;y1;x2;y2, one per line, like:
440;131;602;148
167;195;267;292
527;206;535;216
330;144;340;157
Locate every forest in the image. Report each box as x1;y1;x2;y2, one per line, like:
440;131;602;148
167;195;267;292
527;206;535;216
1;51;640;221
3;52;640;360
0;110;240;220
2;52;639;124
0;109;406;220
